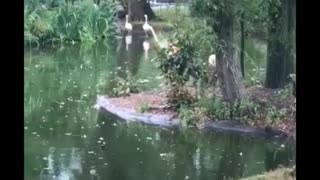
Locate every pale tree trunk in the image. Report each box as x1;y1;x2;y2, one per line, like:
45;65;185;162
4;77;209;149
214;0;247;102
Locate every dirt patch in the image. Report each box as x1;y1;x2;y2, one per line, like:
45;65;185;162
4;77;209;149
246;86;296;136
108;90;178;117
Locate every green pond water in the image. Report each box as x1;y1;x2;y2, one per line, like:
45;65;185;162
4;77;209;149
24;36;294;180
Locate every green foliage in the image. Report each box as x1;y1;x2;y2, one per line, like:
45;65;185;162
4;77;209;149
178;105;195;127
190;0;268;40
197;97;227;120
153;15;218;109
24;0;117;46
111;70;140;97
266;106;287;123
188;96;260;122
137;103;151;113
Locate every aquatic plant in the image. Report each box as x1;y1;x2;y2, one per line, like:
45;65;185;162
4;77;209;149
24;0;117;46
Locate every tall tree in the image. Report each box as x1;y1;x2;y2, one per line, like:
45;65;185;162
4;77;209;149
265;0;295;89
214;0;247;102
120;0;156;21
191;0;247;102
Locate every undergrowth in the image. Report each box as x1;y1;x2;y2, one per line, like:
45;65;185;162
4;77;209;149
179;95;293;128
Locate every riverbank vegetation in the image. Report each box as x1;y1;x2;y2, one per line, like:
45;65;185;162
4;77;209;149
24;0;117;46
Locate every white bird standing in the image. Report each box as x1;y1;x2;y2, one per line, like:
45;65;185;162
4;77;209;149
208;54;216;67
125;15;133;32
208;54;218;91
143;14;151;37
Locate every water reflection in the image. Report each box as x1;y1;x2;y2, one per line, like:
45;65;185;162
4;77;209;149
143;39;151;61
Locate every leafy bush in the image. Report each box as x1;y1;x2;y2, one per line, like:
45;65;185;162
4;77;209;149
178;105;195;127
111;70;140;97
153;16;218;109
137;103;151;113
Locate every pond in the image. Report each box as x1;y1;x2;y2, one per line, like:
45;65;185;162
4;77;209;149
24;35;294;180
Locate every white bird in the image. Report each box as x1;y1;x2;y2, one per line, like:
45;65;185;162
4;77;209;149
143;40;150;60
143;14;152;36
125;15;132;32
143;40;150;51
208;54;216;67
93;3;98;9
125;35;132;51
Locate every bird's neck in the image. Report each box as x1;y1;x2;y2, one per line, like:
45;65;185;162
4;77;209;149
145;17;148;23
126;16;129;23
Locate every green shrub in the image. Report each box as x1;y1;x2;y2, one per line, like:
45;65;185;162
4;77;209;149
179;105;196;127
137;103;151;113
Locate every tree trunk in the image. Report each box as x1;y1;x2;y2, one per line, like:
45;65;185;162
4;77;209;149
94;0;100;5
240;12;245;78
128;0;156;21
214;0;247;102
265;0;295;89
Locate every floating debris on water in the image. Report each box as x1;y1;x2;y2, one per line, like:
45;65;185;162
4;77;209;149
43;157;48;161
49;128;53;131
137;147;140;151
32;132;37;135
102;121;105;125
83;135;87;138
98;157;103;160
88;151;95;154
104;163;108;166
81;126;84;129
239;152;243;156
281;144;285;148
65;133;72;136
24;127;28;130
112;123;117;126
134;134;138;137
185;176;189;179
99;137;104;141
90;169;96;175
146;137;152;140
